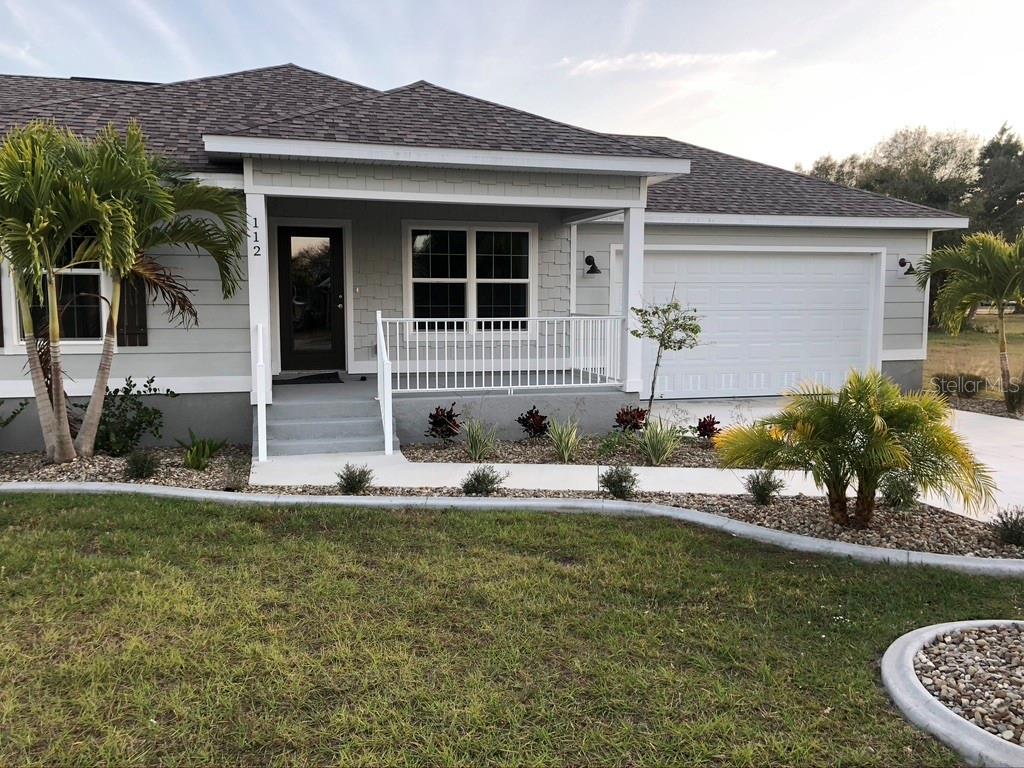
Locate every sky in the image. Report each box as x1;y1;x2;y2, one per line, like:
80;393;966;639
0;0;1021;169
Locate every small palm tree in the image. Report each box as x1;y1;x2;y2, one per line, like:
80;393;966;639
715;371;994;528
916;231;1024;413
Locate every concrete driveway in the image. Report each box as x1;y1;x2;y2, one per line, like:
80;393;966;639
654;397;1023;521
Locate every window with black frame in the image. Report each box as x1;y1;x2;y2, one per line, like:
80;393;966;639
21;235;102;341
475;230;529;331
411;229;468;331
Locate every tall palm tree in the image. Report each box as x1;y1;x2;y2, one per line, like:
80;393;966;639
715;371;994;528
0;121;245;462
73;126;245;457
0;122;138;461
916;231;1024;412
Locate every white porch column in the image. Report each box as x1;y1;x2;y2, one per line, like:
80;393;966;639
246;192;273;406
620;205;645;393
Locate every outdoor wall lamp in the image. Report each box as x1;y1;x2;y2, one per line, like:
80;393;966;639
898;258;916;276
584;254;602;275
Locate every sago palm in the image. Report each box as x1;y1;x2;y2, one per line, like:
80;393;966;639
916;231;1024;413
715;370;994;528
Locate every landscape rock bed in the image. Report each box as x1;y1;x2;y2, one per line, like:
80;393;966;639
402;435;724;467
2;451;1021;559
951;398;1022;419
914;625;1024;746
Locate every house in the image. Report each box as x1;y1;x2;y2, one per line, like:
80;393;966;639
0;65;966;458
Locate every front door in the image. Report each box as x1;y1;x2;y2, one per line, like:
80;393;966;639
277;226;345;370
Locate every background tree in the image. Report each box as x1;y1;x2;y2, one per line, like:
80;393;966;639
972;124;1024;240
630;296;701;413
916;231;1024;413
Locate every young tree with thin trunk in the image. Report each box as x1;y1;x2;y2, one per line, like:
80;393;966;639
916;231;1024;413
629;295;701;413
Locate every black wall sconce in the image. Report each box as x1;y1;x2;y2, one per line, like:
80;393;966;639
898;258;916;276
584;254;602;275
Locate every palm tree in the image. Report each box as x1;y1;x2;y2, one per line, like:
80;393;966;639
0;122;138;461
715;371;994;528
916;231;1024;413
73;126;245;457
0;121;245;462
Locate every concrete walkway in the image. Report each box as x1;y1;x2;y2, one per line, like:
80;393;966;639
248;404;1024;522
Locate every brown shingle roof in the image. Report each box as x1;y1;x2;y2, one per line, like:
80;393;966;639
0;74;152;113
1;64;379;171
224;80;673;159
618;134;962;219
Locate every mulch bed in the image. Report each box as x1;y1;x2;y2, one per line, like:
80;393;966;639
402;434;724;468
950;397;1023;420
915;625;1024;746
1;449;1021;560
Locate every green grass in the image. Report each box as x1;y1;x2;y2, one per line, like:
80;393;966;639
926;313;1024;394
1;494;1020;766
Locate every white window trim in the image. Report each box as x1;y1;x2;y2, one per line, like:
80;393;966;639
1;260;113;355
401;220;539;337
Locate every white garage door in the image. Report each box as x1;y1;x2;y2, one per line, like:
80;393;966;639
612;248;880;399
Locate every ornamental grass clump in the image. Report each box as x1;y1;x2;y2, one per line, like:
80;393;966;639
991;507;1024;546
715;370;994;529
548;418;582;463
464;419;497;462
633;419;681;466
744;470;785;506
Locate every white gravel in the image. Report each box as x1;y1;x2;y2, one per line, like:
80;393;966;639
915;625;1024;746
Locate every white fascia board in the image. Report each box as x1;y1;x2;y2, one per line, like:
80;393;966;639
202;134;691;176
591;211;969;229
187;171;245;189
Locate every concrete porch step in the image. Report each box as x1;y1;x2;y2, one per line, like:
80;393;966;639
267;416;382;440
266;435;392;456
269;399;380;420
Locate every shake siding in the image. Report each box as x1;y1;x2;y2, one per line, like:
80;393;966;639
575;223;931;357
251;159;645;204
266;197;571;367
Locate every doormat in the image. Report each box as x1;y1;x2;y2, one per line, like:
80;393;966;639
275;372;343;385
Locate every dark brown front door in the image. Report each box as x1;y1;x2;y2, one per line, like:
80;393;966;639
277;226;345;370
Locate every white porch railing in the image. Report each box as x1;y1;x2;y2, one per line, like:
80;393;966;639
254;323;268;462
376;314;623;392
376;312;394;455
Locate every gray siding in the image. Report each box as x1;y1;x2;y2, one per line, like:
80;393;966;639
267;198;571;367
576;222;930;357
0;247;250;391
252;159;645;205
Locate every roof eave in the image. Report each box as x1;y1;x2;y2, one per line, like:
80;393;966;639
202;134;691;176
592;211;970;229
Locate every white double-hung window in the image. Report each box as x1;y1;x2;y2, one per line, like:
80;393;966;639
404;222;537;330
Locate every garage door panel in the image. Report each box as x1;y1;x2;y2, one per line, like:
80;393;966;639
637;250;876;399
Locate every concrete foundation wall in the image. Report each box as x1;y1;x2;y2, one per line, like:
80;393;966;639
0;392;252;453
881;360;925;392
393;388;635;444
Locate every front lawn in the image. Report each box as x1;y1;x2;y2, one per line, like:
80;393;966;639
1;495;1020;766
926;312;1024;391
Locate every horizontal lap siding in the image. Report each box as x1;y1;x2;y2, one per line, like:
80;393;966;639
575;223;930;358
266;198;571;367
0;245;251;388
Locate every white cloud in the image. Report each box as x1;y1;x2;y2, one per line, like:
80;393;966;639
0;40;42;69
562;49;777;76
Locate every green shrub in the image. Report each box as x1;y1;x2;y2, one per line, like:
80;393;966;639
716;370;994;528
464;419;497;462
991;507;1024;546
879;471;920;512
548;418;581;463
460;465;507;496
177;429;227;472
599;465;639;500
932;372;987;400
337;463;374;495
78;376;176;456
744;470;785;506
634;419;681;466
597;430;633;460
125;450;159;480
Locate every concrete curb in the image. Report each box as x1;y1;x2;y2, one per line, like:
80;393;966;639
882;620;1024;767
2;481;1024;577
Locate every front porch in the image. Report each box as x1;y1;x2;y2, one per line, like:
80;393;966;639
244;188;651;461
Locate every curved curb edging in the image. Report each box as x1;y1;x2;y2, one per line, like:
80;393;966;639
882;620;1024;767
1;481;1024;577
